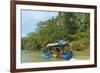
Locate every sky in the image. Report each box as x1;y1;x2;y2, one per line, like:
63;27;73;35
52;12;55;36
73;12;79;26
21;10;58;37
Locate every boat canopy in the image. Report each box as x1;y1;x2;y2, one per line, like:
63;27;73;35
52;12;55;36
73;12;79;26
46;41;69;47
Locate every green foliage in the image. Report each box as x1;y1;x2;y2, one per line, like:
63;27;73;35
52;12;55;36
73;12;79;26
21;12;90;51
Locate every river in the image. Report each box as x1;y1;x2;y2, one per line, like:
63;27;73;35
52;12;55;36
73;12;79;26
21;50;66;63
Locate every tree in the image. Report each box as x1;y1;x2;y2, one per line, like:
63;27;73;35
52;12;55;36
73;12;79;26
21;12;90;51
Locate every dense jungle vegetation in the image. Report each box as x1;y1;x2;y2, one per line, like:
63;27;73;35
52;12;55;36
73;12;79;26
21;12;90;52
